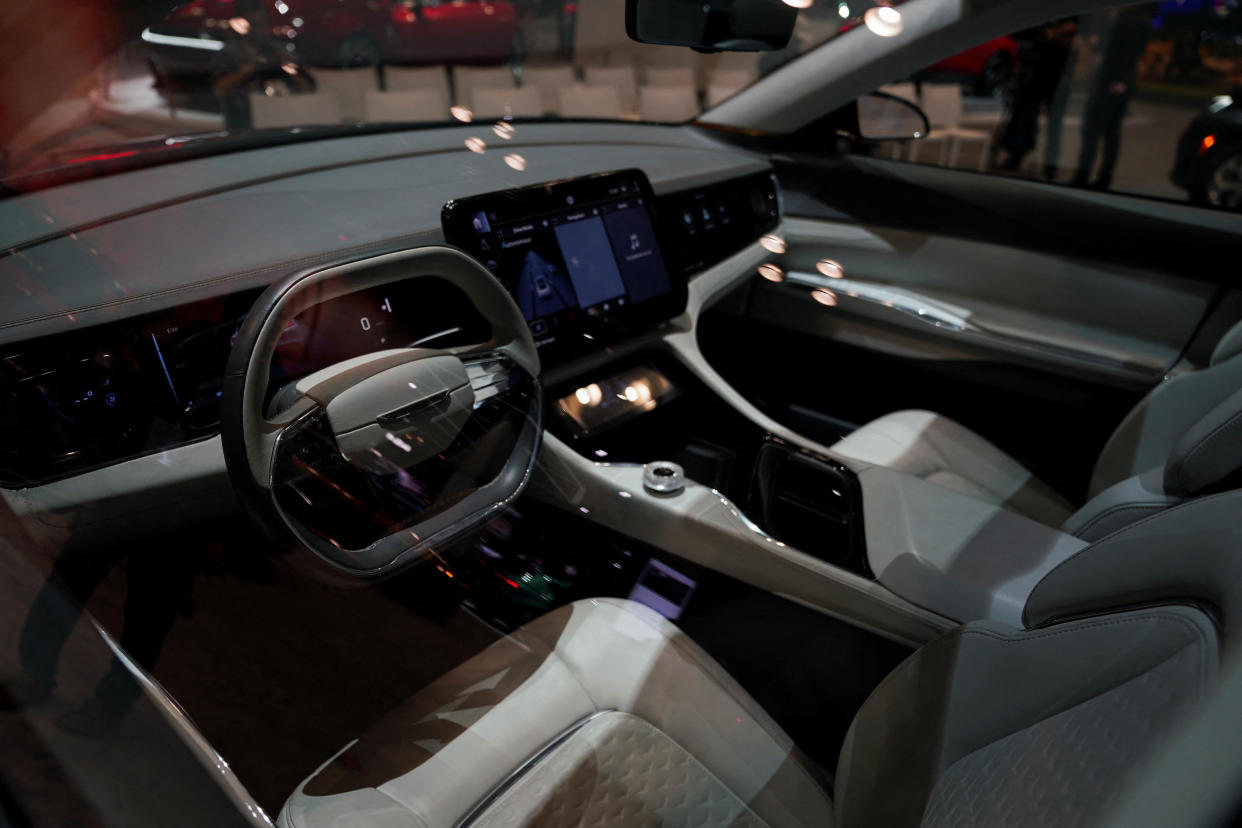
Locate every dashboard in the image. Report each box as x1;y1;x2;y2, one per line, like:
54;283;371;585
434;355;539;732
0;126;778;489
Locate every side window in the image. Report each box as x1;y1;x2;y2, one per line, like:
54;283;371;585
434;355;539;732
863;2;1242;212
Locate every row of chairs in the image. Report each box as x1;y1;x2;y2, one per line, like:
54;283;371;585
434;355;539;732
248;62;755;129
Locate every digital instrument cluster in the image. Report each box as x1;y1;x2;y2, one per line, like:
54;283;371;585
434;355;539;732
0;280;486;485
442;170;686;365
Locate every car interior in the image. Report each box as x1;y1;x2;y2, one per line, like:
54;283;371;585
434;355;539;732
2;0;1242;825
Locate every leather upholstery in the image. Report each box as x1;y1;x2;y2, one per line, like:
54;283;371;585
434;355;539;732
831;326;1242;540
283;592;1221;828
1210;318;1242;366
835;606;1217;828
280;598;833;828
1024;490;1242;635
829;410;1074;526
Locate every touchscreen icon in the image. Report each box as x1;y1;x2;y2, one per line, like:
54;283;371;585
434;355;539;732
629;232;640;251
471;212;491;233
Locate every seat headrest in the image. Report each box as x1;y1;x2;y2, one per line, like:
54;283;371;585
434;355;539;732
1211;318;1242;366
1024;490;1242;638
1164;386;1242;497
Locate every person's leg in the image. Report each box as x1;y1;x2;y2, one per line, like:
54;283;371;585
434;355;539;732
1073;94;1103;186
16;543;120;699
1095;95;1131;190
93;546;196;714
1043;91;1069;179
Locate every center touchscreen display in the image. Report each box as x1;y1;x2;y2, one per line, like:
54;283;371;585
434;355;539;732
442;170;684;360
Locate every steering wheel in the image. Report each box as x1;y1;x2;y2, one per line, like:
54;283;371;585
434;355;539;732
221;246;542;578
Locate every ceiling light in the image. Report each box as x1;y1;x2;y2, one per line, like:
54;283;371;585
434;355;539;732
782;0;814;7
816;258;845;278
759;233;787;254
864;4;903;37
812;288;839;306
758;263;785;282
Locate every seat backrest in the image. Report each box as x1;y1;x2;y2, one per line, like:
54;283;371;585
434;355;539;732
638;85;699;122
1090;318;1242;498
384;65;451;101
363;89;448;123
451;65;515;109
558;83;623;119
310;67;379;122
644;66;695;88
583;64;637;112
1062;320;1242;540
248;92;342;129
879;82;918;104
471;85;543;119
520;64;576;113
920;83;962;129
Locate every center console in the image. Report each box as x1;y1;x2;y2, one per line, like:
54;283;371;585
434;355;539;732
442;170;869;580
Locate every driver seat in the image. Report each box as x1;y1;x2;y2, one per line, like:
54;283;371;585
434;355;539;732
829;319;1242;540
280;488;1241;828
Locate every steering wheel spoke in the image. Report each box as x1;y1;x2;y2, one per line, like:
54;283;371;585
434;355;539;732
222;247;541;578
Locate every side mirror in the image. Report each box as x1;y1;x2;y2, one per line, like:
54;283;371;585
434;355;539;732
857;91;929;142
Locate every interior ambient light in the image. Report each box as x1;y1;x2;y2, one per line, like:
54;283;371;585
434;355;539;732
464;137;486;154
450;105;474;123
812;288;839;306
816;258;845;278
575;387;591;405
493;121;515;140
504;153;527;171
782;0;814;8
864;4;903;36
759;233;787;254
838;2;850;17
1199;134;1216;155
758;263;785;282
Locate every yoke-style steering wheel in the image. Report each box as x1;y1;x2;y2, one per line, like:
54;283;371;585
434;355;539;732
221;246;541;578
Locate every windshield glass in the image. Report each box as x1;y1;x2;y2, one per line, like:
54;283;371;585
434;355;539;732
1;0;856;189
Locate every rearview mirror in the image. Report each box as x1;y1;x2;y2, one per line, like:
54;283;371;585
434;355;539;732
857;91;930;141
625;0;798;51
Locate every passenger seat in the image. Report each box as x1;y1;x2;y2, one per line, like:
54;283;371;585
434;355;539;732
279;491;1242;828
831;319;1242;539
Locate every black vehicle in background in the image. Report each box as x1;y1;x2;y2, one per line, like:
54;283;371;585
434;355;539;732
1172;90;1242;209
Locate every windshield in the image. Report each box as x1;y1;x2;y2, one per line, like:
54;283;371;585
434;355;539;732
1;0;855;190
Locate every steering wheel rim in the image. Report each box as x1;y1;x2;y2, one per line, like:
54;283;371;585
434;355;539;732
222;245;541;578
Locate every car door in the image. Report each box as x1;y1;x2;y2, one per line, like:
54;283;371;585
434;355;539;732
698;0;1242;502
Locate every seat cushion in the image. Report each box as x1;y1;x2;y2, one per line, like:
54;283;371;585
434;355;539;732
279;599;832;828
835;606;1217;828
831;410;1074;527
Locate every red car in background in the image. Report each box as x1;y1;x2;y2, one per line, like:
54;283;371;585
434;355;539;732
924;36;1019;95
144;0;524;88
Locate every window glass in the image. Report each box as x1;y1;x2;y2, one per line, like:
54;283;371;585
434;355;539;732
866;1;1242;211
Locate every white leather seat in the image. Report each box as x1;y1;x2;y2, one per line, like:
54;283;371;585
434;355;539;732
248;92;342;129
831;319;1242;539
310;67;379;123
471;86;544;120
519;64;577;114
363;89;448;123
638;85;699;122
384;66;451;103
583;65;638;113
558;83;623;119
281;516;1231;828
452;66;516;110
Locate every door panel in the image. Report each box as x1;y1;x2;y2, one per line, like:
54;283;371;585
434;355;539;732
697;153;1239;503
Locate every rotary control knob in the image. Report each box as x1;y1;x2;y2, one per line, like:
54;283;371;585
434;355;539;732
643;461;685;495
